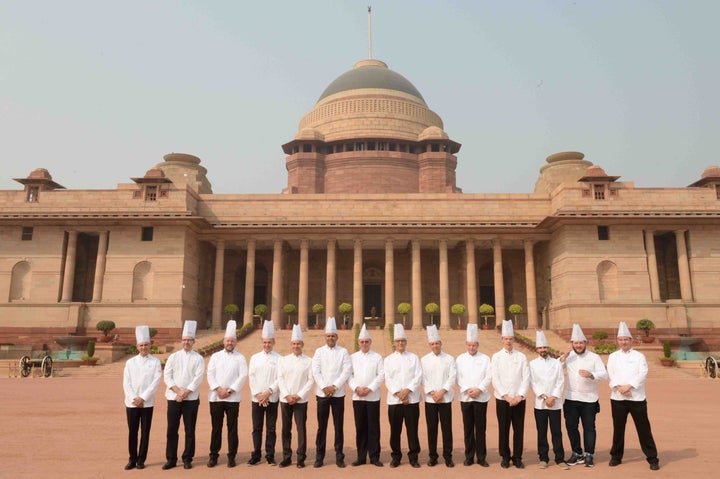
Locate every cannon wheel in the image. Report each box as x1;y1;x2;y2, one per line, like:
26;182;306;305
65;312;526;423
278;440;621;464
41;356;53;377
19;356;31;377
706;357;717;379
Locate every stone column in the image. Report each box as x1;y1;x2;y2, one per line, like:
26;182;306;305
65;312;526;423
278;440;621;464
61;231;78;302
353;240;363;327
439;240;450;329
493;239;506;322
385;239;395;326
465;240;478;325
243;240;256;326
675;230;693;301
91;231;108;302
271;240;283;328
325;240;336;318
298;240;309;330
524;240;539;329
212;240;226;330
411;240;422;329
644;231;661;302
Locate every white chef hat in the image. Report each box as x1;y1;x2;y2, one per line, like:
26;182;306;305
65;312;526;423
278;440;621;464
325;316;338;334
501;319;514;338
262;320;275;339
466;323;479;343
571;323;587;342
426;324;441;342
225;320;237;339
393;323;407;340
182;320;197;339
291;324;303;342
135;325;150;344
617;321;632;338
536;330;549;348
358;323;371;340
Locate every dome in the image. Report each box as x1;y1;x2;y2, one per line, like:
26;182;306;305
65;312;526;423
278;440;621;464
318;59;425;104
418;126;449;141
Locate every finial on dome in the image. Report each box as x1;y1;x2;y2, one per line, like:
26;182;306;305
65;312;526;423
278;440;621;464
368;6;373;60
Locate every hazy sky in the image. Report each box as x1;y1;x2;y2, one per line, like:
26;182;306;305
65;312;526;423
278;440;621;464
1;1;718;194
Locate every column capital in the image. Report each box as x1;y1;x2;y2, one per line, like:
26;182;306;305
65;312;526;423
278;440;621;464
354;239;363;248
385;238;394;248
492;238;502;248
300;239;309;248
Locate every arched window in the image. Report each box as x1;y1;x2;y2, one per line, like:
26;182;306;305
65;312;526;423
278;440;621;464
597;260;618;302
132;261;153;302
10;261;31;301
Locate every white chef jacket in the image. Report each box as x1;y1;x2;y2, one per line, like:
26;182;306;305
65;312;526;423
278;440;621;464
123;353;162;408
563;349;608;402
277;353;313;404
207;349;248;402
163;349;205;401
384;351;423;405
529;355;564;410
491;348;530;400
249;350;281;403
348;350;385;402
607;348;648;401
456;351;492;403
311;344;352;397
421;351;457;403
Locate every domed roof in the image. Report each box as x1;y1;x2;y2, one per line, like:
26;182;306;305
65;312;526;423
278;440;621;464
318;59;425;104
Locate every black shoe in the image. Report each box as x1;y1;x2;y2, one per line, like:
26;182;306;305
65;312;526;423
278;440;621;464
410;461;421;468
445;460;455;468
136;462;144;470
227;457;236;468
609;458;622;467
478;459;489;467
584;453;594;468
207;457;217;468
567;452;584;465
513;459;525;469
183;461;192;469
371;460;384;467
463;459;473;466
650;462;660;471
161;461;176;470
501;459;510;469
124;462;136;470
279;459;292;468
389;459;400;468
313;459;323;468
247;457;261;466
427;458;438;467
267;457;276;466
351;460;366;466
297;460;305;468
336;459;346;468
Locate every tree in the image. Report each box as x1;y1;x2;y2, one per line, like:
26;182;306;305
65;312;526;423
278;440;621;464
312;303;324;328
425;302;439;327
397;302;411;326
338;302;353;327
224;303;239;326
479;303;495;328
95;320;116;337
508;304;524;329
636;318;656;337
254;304;268;319
283;303;297;328
451;303;466;329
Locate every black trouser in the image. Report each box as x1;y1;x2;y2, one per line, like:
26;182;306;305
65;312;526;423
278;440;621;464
534;408;565;463
388;403;420;463
563;399;599;455
126;406;153;465
352;400;381;463
281;402;308;462
610;399;658;465
251;401;278;461
425;402;453;462
495;398;525;461
460;401;488;463
209;401;239;459
315;395;345;461
166;399;199;464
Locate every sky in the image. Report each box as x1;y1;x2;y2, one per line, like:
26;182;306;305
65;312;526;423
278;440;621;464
1;1;718;195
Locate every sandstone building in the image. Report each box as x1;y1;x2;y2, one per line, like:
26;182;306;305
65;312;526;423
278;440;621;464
2;58;719;349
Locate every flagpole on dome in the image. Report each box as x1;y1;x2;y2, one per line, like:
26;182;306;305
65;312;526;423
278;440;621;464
367;5;373;60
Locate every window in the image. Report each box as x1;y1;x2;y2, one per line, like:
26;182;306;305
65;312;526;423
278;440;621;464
597;226;609;241
367;142;376;151
26;186;39;202
716;184;720;200
593;184;605;200
145;185;157;201
21;227;33;241
141;227;154;241
302;143;312;153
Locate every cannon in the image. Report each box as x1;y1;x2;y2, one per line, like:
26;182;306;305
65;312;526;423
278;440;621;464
706;355;720;379
18;355;53;378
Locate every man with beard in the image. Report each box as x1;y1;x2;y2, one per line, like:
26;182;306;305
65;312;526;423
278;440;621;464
206;320;248;468
455;323;491;467
559;324;608;468
529;330;569;470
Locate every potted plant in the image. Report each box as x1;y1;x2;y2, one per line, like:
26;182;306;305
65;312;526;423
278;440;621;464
660;341;675;367
636;319;656;343
254;304;268;329
283;303;297;329
82;340;99;365
338;302;353;329
95;320;116;343
312;303;324;329
451;304;466;329
425;302;439;327
479;303;495;330
224;303;239;327
397;302;411;327
508;304;524;329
